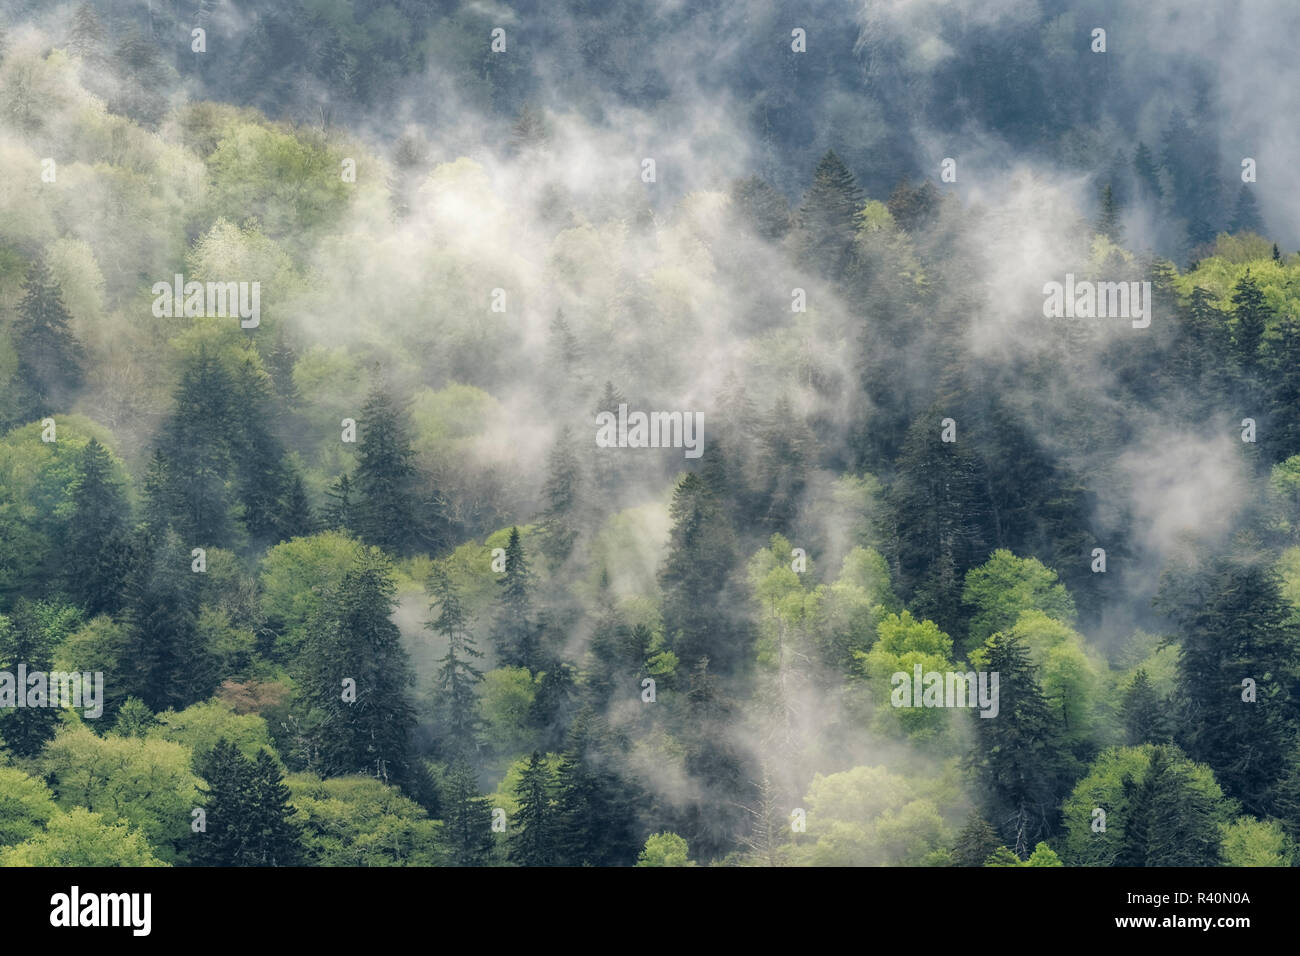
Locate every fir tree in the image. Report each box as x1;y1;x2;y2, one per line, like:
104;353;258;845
443;760;494;866
729;174;792;241
353;388;423;555
953;811;1000;867
1229;184;1265;235
63;438;131;615
323;473;355;533
969;632;1071;856
193;739;303;866
491;528;538;670
427;563;483;757
1230;269;1270;371
0;604;61;757
1121;669;1171;745
12;256;85;420
296;546;416;785
795;150;864;280
509;752;559;866
1095;183;1123;243
539;429;582;566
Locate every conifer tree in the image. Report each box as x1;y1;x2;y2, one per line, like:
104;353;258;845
297;546;416;785
1229;184;1265;235
322;474;355;533
1095;183;1123;243
12;257;85;420
193;739;303;866
427;563;483;757
953;811;1000;867
1231;269;1270;372
63;438;131;615
795;150;864;279
1121;669;1171;746
969;632;1071;856
491;528;538;670
539;429;582;566
443;760;494;866
0;605;60;757
354;387;422;555
509;752;559;866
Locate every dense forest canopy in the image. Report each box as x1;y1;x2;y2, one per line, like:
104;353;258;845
0;0;1298;867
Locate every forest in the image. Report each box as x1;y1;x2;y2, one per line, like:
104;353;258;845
0;0;1298;867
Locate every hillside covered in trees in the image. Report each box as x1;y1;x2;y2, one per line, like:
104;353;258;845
1;0;1299;867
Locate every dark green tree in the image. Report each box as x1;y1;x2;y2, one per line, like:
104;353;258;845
427;563;483;757
952;811;1001;867
1229;184;1265;235
296;546;417;785
353;387;423;555
1095;183;1123;243
794;150;864;279
62;438;131;615
442;760;494;866
509;752;559;866
491;528;538;670
1121;669;1171;746
12;256;85;421
193;739;303;866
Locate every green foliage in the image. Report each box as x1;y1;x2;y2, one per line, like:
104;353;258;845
0;766;57;846
288;773;445;866
0;807;166;866
962;550;1077;653
637;832;696;866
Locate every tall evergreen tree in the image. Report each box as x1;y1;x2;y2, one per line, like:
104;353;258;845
0;604;63;757
427;563;483;757
491;528;538;670
62;438;131;615
353;387;423;555
659;473;751;674
193;739;303;866
539;429;582;566
952;811;1001;867
442;760;494;866
509;752;559;866
1121;669;1172;746
969;632;1071;857
1230;269;1270;372
794;150;864;279
1229;184;1265;235
322;473;355;533
1095;183;1123;243
297;546;417;785
1158;554;1300;816
12;256;85;421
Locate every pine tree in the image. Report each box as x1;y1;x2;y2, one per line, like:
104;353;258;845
1121;669;1171;745
63;438;131;615
353;388;423;555
322;474;355;533
794;150;864;279
121;529;214;711
509;752;559;866
12;256;85;420
591;381;627;504
0;604;61;757
969;632;1071;856
427;563;483;757
659;472;751;674
491;528;538;670
1096;183;1123;243
193;739;303;866
953;811;1000;867
228;354;292;546
1229;184;1265;235
275;470;315;541
443;760;494;866
753;395;816;534
1160;555;1300;817
157;347;238;546
111;697;154;738
1133;141;1162;201
1230;269;1271;371
539;429;582;566
296;546;416;785
553;716;640;867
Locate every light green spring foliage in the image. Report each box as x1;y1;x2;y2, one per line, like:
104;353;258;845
0;806;167;866
287;774;446;866
0;765;58;846
796;763;960;866
997;610;1103;744
858;611;955;744
749;533;816;671
260;531;362;659
492;752;564;819
1220;817;1293;867
1061;745;1229;866
962;550;1076;651
637;831;696;866
41;725;200;864
147;699;278;763
983;842;1063;866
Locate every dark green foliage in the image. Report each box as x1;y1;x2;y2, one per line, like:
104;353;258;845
969;632;1071;856
353;388;424;555
442;761;494;866
295;546;417;786
1113;746;1228;867
491;528;539;670
1121;669;1172;746
62;438;131;615
794;150;864;279
427;563;484;758
193;739;304;866
11;257;84;422
952;811;1000;867
509;752;559;866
